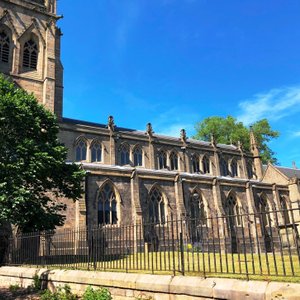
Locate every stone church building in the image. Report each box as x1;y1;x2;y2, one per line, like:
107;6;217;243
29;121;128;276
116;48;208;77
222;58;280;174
1;0;299;243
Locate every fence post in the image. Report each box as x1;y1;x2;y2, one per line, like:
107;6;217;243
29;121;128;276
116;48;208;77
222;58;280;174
171;213;176;276
180;217;185;275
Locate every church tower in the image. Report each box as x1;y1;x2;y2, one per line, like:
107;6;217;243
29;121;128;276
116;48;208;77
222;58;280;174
0;0;63;119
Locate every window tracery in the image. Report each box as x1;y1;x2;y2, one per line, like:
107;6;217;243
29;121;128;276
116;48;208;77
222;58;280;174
133;146;143;166
191;154;200;173
224;194;241;226
255;193;272;252
224;193;240;253
91;142;102;162
255;194;270;226
202;155;210;174
0;30;10;63
280;196;290;224
158;150;167;169
23;38;38;70
149;187;165;224
119;143;130;165
98;183;118;225
75;139;87;161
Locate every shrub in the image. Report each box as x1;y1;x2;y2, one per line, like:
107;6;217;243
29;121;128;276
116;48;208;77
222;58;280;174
32;273;42;291
8;284;20;293
82;286;112;300
40;284;77;300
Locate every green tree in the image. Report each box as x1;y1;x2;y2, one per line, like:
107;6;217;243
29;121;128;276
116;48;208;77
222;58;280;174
0;75;85;233
193;116;279;164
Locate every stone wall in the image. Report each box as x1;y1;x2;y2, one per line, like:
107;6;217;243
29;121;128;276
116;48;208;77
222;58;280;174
0;267;299;300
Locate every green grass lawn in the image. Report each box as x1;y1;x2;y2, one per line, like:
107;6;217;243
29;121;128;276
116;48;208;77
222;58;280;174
25;250;300;283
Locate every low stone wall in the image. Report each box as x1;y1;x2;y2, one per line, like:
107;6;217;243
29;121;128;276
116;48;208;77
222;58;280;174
0;266;299;300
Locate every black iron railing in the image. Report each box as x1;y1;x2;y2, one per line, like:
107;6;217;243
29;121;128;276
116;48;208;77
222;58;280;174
3;207;300;281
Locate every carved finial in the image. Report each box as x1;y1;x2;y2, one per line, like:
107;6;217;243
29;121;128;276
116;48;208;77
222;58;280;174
180;129;187;143
146;122;154;137
237;140;243;151
249;126;260;156
210;134;216;147
107;115;115;132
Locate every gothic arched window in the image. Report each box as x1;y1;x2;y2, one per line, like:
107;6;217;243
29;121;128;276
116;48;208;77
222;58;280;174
202;155;210;174
23;38;38;70
280;196;290;225
119;143;130;165
91;142;102;162
230;159;238;177
224;193;240;253
220;157;229;176
0;30;10;63
133;146;143;166
149;187;165;224
98;183;118;225
247;161;253;179
191;154;200;173
75;139;87;161
255;194;272;252
169;151;178;170
158;150;167;169
224;194;241;226
255;194;270;226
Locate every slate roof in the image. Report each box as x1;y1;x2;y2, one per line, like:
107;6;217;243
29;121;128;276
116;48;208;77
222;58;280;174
62;117;239;151
275;166;300;179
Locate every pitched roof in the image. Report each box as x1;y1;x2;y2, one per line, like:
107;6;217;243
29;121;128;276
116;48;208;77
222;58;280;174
274;166;300;179
62;117;239;151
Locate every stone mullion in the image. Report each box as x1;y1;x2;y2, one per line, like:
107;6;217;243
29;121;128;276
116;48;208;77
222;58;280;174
174;176;186;220
212;179;227;252
184;150;190;173
148;141;155;169
109;135;116;165
214;151;221;177
245;182;259;253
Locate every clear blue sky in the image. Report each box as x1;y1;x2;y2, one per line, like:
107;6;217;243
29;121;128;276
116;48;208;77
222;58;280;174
58;0;300;167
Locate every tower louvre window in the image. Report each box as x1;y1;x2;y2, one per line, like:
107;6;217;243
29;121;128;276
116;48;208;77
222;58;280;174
0;31;10;63
23;39;38;70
